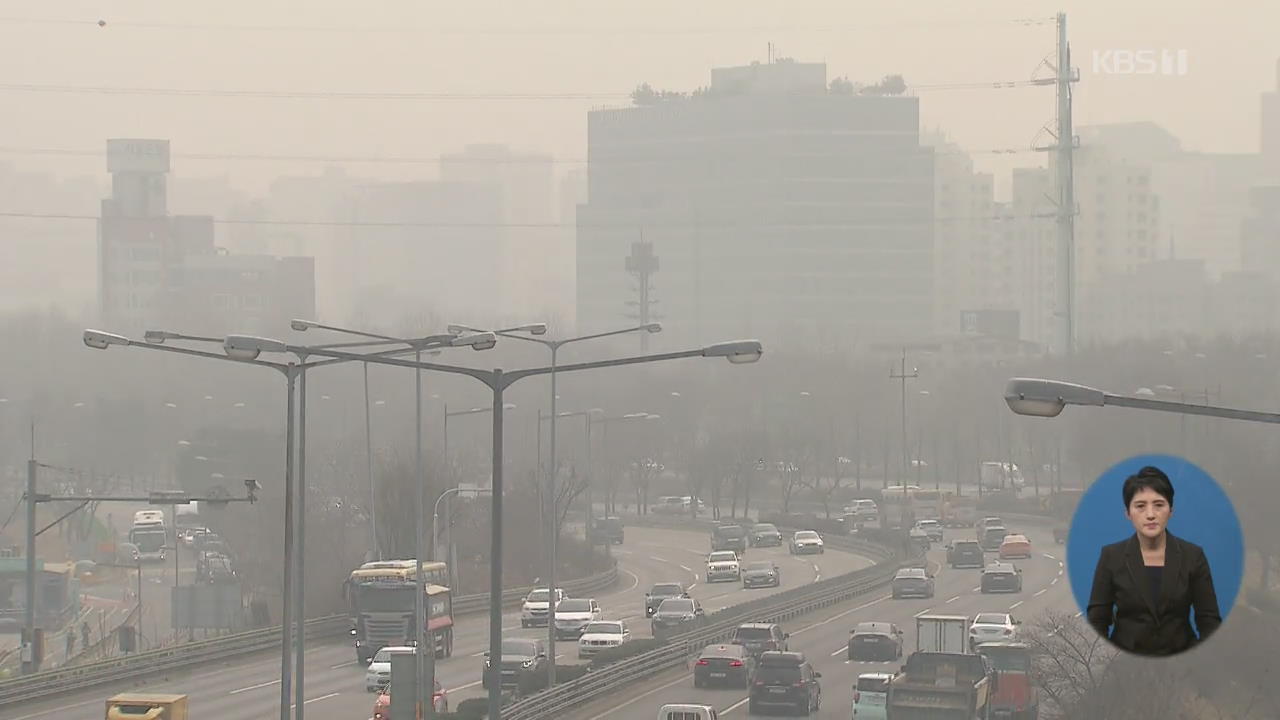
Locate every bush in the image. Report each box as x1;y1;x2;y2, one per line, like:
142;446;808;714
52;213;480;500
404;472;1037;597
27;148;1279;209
589;638;664;669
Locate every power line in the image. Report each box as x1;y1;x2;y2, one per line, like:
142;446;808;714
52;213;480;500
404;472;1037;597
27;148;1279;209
0;145;1038;166
0;82;627;101
0;210;1057;230
0;16;1056;35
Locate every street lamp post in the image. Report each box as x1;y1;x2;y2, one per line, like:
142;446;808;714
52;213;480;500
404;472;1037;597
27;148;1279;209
235;335;762;720
289;320;499;720
448;321;661;687
1004;377;1280;424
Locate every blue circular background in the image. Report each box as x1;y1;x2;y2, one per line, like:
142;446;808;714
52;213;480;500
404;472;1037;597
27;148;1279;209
1067;454;1243;636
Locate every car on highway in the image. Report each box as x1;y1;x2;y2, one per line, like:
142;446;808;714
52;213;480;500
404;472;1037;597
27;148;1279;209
705;550;742;582
553;597;603;639
980;562;1024;593
789;530;825;555
482;637;549;691
748;651;822;715
693;642;755;688
998;533;1033;559
730;622;789;657
946;539;986;569
365;645;414;692
914;519;944;543
980;525;1010;551
372;679;446;718
741;559;782;589
578;620;631;658
852;672;892;720
658;704;719;720
181;527;208;548
521;587;567;628
908;527;932;552
844;498;879;523
711;523;749;554
976;516;1003;536
650;597;706;634
645;582;689;617
969;612;1020;651
846;621;904;661
749;522;784;547
890;567;935;599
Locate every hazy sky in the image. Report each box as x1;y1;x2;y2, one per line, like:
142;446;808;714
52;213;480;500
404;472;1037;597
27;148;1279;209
1;0;1276;198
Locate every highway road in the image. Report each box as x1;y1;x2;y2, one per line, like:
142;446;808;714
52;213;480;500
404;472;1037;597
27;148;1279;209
7;523;876;720
566;520;1075;720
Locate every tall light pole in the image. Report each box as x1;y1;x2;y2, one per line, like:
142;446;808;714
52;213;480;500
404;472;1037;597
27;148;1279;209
448;320;661;687
1004;377;1280;425
288;320;498;719
92;328;446;720
233;335;763;720
441;403;516;592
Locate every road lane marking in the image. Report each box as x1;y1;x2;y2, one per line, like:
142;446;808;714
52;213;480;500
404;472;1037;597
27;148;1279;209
972;587;982;592
1074;611;1083;617
1010;601;1024;609
1050;577;1058;585
914;607;934;617
294;692;339;707
793;594;890;634
620;567;640;593
829;645;848;657
330;661;355;669
230;679;281;695
946;595;960;603
1034;589;1047;597
449;679;483;692
12;698;102;720
1059;561;1064;568
1043;553;1057;560
586;671;694;718
722;696;751;714
649;555;668;562
679;564;693;573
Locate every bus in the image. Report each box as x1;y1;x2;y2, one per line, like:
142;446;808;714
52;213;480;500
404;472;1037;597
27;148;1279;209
344;560;453;663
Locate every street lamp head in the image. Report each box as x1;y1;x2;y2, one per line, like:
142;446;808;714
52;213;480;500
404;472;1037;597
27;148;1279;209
445;324;471;336
143;330;178;344
587;408;605;415
451;331;498;351
645;413;661;420
503;403;517;410
520;323;549;336
622;412;647;419
703;339;764;364
1135;387;1156;397
83;329;130;350
223;334;288;361
643;322;663;333
290;319;320;332
1004;377;1106;418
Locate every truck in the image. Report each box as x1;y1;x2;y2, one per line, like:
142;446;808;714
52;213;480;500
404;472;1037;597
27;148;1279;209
916;615;970;655
710;524;747;555
884;651;995;720
106;693;188;719
976;642;1038;720
344;561;454;664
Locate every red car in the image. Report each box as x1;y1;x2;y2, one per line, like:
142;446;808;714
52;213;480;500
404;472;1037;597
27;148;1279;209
998;534;1032;560
372;680;447;719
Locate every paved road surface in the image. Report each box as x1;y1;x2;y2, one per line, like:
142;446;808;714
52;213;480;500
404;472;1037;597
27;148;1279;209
7;523;877;720
566;521;1073;720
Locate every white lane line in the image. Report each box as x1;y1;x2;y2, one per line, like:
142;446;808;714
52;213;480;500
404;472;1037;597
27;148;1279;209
620;567;640;593
587;671;694;718
11;698;102;720
687;583;698;591
972;587;982;592
230;679;281;695
1058;561;1064;568
1050;577;1058;586
614;549;632;555
1010;601;1024;609
295;692;339;707
649;555;668;562
1074;611;1083;618
946;595;960;604
829;645;848;657
793;594;890;634
449;679;483;692
1034;589;1047;597
330;660;355;669
914;607;935;617
1043;553;1057;561
470;650;487;657
679;564;693;573
722;696;751;714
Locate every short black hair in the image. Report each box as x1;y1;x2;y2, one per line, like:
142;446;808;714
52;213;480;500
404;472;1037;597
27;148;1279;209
1122;466;1174;508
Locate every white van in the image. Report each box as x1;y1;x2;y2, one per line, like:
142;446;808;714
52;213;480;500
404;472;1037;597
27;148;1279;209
657;704;718;720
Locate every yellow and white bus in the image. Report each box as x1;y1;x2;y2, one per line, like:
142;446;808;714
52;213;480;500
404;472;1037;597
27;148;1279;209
344;560;453;663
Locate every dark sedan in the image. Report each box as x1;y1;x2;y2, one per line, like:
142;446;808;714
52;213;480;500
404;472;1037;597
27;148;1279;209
890;568;935;599
980;562;1023;593
644;582;687;617
650;598;705;634
481;638;548;692
694;643;755;688
742;560;782;589
847;621;903;661
749;523;783;547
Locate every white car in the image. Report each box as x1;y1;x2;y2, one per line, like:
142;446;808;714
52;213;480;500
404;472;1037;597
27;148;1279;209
789;530;825;555
705;551;741;582
553;598;603;639
364;645;414;692
578;619;631;658
969;612;1020;651
521;587;567;628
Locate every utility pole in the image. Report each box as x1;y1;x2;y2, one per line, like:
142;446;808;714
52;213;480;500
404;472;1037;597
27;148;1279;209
1034;13;1079;355
23;459;36;674
889;349;919;481
625;236;660;353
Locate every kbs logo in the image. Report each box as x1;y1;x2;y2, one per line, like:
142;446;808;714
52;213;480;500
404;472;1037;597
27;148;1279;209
1091;49;1189;76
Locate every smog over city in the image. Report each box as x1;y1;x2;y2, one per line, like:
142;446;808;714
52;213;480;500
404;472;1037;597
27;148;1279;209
1;2;1278;719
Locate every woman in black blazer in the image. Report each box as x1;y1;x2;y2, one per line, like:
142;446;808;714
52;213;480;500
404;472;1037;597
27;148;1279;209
1086;466;1221;656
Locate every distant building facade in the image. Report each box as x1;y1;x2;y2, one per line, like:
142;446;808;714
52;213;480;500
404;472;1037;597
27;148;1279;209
97;139;315;336
576;60;935;351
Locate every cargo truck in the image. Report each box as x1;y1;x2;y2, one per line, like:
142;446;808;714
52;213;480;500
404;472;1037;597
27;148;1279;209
106;693;188;719
885;615;995;719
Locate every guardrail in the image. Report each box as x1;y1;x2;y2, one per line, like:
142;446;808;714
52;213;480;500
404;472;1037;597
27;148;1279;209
503;521;907;720
0;563;618;708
